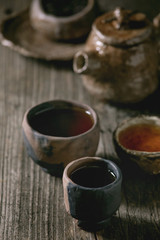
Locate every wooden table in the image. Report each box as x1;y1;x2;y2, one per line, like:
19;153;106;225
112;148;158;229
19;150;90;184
0;1;160;239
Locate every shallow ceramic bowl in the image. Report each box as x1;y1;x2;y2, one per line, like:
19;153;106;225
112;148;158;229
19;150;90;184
30;0;96;41
22;99;100;177
114;116;160;174
0;9;85;61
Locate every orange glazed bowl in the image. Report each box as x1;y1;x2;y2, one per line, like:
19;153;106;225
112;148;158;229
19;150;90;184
114;115;160;175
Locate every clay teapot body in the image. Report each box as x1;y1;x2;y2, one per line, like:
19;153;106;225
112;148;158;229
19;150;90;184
73;8;159;104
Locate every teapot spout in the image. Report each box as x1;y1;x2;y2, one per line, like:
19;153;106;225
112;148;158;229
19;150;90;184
73;51;101;75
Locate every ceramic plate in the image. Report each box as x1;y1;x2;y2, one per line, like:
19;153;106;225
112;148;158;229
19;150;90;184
0;9;85;61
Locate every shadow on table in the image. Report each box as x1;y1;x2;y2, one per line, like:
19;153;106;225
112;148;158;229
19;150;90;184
97;214;160;240
99;152;160;208
108;82;160;117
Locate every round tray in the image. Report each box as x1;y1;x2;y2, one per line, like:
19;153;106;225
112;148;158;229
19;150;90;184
0;9;85;61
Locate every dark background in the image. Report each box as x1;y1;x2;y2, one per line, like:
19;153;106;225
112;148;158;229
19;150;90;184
97;0;160;19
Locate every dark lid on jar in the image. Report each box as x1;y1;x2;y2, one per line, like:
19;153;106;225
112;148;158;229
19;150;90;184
93;7;152;47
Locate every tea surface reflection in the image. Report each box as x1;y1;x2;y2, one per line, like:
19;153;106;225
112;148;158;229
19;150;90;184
29;107;93;137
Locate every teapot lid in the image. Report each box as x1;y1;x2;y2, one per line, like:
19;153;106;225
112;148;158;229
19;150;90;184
93;8;152;47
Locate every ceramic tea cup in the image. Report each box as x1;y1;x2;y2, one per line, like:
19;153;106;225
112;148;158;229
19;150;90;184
30;0;96;41
22;100;100;177
63;157;122;231
114;116;160;174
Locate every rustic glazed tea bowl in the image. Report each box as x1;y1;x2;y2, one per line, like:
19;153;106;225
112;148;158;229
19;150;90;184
114;116;160;174
63;157;122;231
30;0;96;41
22;100;100;177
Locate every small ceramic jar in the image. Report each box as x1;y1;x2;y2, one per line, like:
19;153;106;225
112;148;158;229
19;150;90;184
22;100;100;177
73;8;159;103
30;0;96;41
63;157;122;231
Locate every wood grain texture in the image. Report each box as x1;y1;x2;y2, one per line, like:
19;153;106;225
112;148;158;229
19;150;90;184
0;2;94;239
96;100;160;240
1;1;160;240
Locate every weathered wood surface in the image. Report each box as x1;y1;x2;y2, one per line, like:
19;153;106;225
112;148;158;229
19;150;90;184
0;1;160;240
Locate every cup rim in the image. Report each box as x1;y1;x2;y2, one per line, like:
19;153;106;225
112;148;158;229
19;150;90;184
22;99;99;140
63;156;122;190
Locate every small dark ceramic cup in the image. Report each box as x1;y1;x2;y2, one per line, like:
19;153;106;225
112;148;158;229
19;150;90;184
63;157;122;231
22;100;100;177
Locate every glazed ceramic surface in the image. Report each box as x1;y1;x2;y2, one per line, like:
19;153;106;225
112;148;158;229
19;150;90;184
30;0;96;41
63;157;122;231
73;8;159;103
22;100;100;177
114;116;160;174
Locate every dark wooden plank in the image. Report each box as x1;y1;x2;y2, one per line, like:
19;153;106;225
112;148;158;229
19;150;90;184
95;100;160;239
0;48;96;240
0;1;95;239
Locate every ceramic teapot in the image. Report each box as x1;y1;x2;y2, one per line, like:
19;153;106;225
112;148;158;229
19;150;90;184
73;8;159;104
